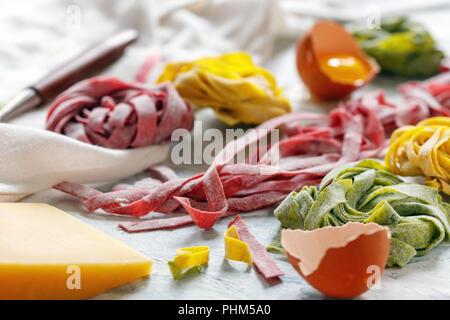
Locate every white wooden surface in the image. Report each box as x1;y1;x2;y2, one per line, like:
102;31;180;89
15;7;450;299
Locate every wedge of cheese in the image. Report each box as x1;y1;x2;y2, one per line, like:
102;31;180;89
0;203;151;300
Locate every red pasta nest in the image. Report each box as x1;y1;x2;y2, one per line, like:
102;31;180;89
53;73;450;231
46;77;193;149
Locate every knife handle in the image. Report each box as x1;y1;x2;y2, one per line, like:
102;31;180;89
31;29;138;103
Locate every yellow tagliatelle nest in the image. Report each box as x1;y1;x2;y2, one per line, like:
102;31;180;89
385;117;450;195
157;52;291;125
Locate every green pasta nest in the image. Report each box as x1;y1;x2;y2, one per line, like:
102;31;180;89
273;159;450;267
352;16;444;78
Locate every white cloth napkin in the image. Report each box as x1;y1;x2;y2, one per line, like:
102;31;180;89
0;123;168;201
1;0;449;202
0;0;285;200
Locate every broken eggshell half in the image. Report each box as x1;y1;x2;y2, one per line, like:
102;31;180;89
281;222;390;298
296;20;379;100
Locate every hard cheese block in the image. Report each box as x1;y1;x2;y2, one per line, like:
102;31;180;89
0;203;151;299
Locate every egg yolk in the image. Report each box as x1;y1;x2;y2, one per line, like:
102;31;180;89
317;54;369;85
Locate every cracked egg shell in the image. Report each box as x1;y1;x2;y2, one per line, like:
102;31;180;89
296;20;379;100
281;222;390;298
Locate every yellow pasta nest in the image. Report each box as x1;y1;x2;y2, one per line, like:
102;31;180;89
385;117;450;195
157;52;291;125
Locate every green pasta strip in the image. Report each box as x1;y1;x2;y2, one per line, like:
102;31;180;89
362;201;401;225
304;179;352;230
295;190;315;221
266;236;285;254
273;159;450;267
274;192;302;229
387;238;417;267
168;260;203;280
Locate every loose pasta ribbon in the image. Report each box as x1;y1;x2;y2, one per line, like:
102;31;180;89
168;246;209;280
173;246;210;269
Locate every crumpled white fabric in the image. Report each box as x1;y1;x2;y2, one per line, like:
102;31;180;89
0;0;291;199
0;0;288;102
1;0;446;200
0;123;168;201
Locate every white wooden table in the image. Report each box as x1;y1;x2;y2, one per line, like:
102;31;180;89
15;7;450;300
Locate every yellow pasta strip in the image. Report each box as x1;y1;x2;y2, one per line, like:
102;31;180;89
224;225;253;264
173;246;210;269
385;117;450;195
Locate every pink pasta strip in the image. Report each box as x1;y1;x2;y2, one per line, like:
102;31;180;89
229;215;284;280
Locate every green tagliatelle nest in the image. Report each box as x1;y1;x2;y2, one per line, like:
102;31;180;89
273;159;450;267
352;16;444;78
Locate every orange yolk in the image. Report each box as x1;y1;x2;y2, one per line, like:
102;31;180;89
317;54;369;85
